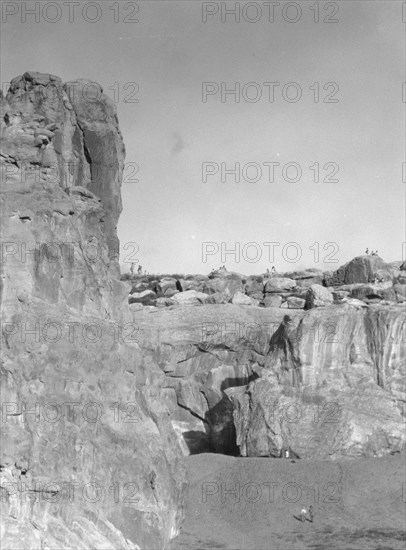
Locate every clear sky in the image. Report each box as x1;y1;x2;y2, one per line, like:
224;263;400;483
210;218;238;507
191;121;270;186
1;0;405;275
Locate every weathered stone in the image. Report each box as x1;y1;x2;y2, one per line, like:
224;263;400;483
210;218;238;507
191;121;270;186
199;276;243;303
231;291;259;306
264;277;297;293
350;284;396;303
393;284;406;302
244;277;264;300
328;255;393;285
280;269;323;287
172;290;210;306
262;295;283;308
156;297;177;307
179;279;201;291
342;298;369;308
305;284;334;309
227;306;406;459
0;73;186;549
130;302;406;461
129;289;157;306
285;296;306;309
332;290;350;303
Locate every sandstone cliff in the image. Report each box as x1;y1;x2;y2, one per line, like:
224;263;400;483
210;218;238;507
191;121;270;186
1;71;405;550
0;72;186;550
130;302;405;460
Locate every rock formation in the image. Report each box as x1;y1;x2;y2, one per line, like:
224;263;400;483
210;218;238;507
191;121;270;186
119;256;405;461
1;71;405;550
0;73;186;550
228;304;405;459
127;301;406;460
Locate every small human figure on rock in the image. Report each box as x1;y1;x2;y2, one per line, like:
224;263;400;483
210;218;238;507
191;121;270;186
137;264;142;275
365;248;369;255
300;508;307;522
308;505;314;523
271;266;276;273
130;262;135;275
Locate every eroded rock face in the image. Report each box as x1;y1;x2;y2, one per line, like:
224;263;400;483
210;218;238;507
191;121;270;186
199;273;244;304
171;290;210;306
264;277;297;293
0;73;186;550
229;305;406;459
305;284;334;309
127;302;406;460
130;305;289;455
327;255;394;285
280;268;323;287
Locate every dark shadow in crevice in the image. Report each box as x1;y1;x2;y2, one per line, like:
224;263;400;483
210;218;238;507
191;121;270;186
182;371;259;456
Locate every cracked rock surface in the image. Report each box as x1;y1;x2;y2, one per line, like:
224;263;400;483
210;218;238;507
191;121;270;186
1;72;186;550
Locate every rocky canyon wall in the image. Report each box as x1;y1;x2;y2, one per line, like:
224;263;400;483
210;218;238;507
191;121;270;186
1;71;405;550
0;72;186;550
130;299;405;460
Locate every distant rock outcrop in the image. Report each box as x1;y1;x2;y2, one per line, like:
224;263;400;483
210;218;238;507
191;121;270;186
327;255;394;285
305;284;334;309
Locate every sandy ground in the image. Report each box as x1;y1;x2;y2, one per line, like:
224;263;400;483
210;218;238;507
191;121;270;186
171;452;406;550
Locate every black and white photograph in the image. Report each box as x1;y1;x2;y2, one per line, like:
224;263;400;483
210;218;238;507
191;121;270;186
0;1;405;549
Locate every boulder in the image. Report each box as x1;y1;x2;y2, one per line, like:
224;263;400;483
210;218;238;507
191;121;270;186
393;284;406;302
130;281;150;293
129;289;157;305
179;278;201;291
264;277;297;293
342;298;368;308
208;269;244;281
200;276;244;303
160;277;178;296
328;255;393;285
231;291;259;306
128;302;144;311
332;290;350;303
244;276;264;300
350;284;396;303
288;288;308;299
262;295;283;308
172;290;210;306
305;284;334;309
156;297;177;307
280;269;323;287
285;296;306;309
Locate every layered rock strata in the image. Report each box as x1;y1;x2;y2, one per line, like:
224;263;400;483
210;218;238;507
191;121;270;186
0;72;186;550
